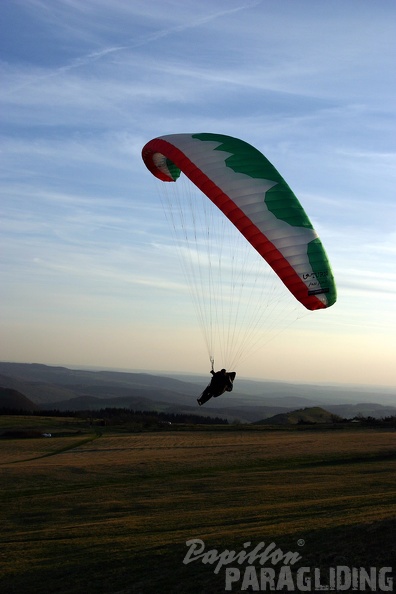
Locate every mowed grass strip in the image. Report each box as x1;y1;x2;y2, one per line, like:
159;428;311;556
1;428;396;593
0;434;100;464
0;415;96;463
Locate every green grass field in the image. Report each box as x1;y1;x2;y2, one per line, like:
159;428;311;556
1;416;396;593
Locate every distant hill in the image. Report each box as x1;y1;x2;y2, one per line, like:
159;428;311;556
256;406;342;425
0;363;200;403
41;394;172;412
0;373;85;405
324;402;396;419
0;387;39;412
0;362;395;423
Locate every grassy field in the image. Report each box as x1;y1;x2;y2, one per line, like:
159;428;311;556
1;417;396;593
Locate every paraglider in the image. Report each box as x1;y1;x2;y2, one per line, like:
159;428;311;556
197;368;237;406
142;133;336;404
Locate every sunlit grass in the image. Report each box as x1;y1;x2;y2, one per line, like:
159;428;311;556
1;424;396;593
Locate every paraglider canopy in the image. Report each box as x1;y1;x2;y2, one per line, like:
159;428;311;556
142;133;336;311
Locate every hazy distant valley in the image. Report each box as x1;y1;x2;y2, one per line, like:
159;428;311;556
0;362;395;424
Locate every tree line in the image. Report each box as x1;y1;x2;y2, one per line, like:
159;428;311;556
0;406;228;426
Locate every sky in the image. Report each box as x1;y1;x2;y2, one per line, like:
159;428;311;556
1;0;395;388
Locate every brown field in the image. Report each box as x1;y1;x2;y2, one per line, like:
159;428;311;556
1;422;396;593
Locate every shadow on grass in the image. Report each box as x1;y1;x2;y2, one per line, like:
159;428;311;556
2;431;102;465
2;519;395;594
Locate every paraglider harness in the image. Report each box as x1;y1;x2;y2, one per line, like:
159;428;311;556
197;359;236;406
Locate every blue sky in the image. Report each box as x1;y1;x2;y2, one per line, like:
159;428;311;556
1;0;395;387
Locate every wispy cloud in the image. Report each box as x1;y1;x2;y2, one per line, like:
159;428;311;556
1;0;395;384
4;1;262;96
